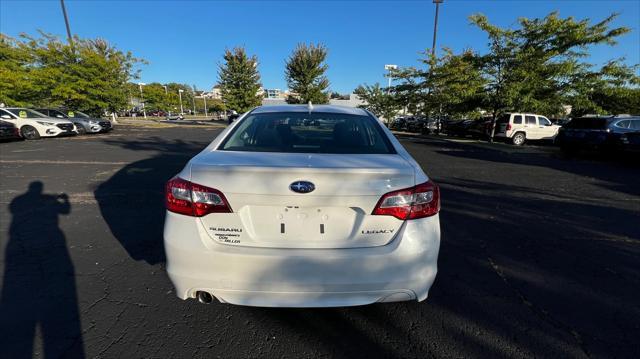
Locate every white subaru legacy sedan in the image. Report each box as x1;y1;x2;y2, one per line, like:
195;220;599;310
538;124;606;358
164;105;440;307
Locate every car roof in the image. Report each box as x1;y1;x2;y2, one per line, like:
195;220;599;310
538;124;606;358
251;104;369;116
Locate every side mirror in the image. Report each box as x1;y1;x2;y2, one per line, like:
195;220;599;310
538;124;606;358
1;114;12;120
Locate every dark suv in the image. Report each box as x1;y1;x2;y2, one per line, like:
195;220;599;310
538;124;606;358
555;116;640;154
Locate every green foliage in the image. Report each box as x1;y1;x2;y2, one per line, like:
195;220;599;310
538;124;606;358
568;60;640;116
371;11;638;137
470;11;633;119
354;83;400;123
0;32;143;115
218;47;262;113
285;43;330;104
391;48;485;119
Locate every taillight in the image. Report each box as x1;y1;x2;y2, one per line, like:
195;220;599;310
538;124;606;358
165;177;232;217
506;123;512;131
372;180;440;220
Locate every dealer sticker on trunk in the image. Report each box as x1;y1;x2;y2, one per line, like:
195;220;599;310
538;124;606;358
209;226;243;244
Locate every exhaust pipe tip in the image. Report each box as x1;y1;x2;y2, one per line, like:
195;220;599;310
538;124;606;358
196;291;213;304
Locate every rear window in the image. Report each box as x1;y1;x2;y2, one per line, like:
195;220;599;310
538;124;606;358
564;117;608;129
219;112;395;154
525;115;536;125
495;114;510;125
513;115;523;124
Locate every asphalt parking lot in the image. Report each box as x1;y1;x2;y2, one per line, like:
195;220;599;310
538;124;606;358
0;124;638;358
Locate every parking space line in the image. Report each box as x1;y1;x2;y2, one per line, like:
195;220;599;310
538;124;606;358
0;159;128;165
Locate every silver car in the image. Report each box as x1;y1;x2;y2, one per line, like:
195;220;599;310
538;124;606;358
36;108;113;134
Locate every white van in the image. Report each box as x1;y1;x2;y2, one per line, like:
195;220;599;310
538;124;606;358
494;113;560;145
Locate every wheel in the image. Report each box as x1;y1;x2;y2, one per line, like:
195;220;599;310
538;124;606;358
76;125;87;135
511;132;526;146
20;125;40;140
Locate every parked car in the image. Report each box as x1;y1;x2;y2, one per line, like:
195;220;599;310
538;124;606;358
0;120;21;141
166;114;185;121
164;105;441;307
465;117;493;139
421;118;441;135
389;117;407;131
36;108;112;134
67;110;113;133
149;110;168;117
550;118;571;126
619;131;640;153
0;108;77;140
555;115;640;154
404;116;425;133
494;113;560;145
442;118;476;137
227;113;240;124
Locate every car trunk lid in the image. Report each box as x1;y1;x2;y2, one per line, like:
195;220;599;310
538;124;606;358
189;151;415;249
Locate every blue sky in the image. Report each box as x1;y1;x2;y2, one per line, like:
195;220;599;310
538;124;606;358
1;0;639;93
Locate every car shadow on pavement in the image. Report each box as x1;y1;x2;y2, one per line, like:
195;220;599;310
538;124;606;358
0;181;85;358
95;137;208;264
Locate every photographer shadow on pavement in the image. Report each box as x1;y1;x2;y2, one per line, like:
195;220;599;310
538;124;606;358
0;181;85;359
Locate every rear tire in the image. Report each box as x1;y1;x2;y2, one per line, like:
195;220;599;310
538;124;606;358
512;132;526;146
76;125;87;135
20;125;40;140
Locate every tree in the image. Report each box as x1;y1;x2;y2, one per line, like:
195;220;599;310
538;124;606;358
387;48;485;120
0;32;143;115
469;12;632;140
568;60;640;116
138;83;170;112
0;34;37;107
218;47;262;113
285;43;330;104
428;49;486;119
354;83;400;124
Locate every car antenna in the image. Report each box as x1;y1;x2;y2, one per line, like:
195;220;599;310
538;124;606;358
307;101;313;114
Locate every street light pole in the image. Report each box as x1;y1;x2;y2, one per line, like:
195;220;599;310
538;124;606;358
59;0;74;47
384;64;397;95
191;93;196;116
431;0;443;58
178;89;184;115
138;82;146;119
203;94;208;118
163;85;170;116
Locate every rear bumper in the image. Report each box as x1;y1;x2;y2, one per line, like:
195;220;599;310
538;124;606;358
164;211;440;307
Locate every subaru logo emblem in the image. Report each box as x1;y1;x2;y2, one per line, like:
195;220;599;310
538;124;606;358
290;181;315;194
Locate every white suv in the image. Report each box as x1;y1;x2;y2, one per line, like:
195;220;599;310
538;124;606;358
494;113;560;145
0;108;77;140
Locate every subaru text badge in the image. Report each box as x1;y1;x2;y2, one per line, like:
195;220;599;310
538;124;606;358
290;181;315;194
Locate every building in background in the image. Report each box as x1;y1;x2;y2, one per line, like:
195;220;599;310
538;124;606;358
260;93;364;108
264;88;282;99
209;85;223;100
329;94;364;108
